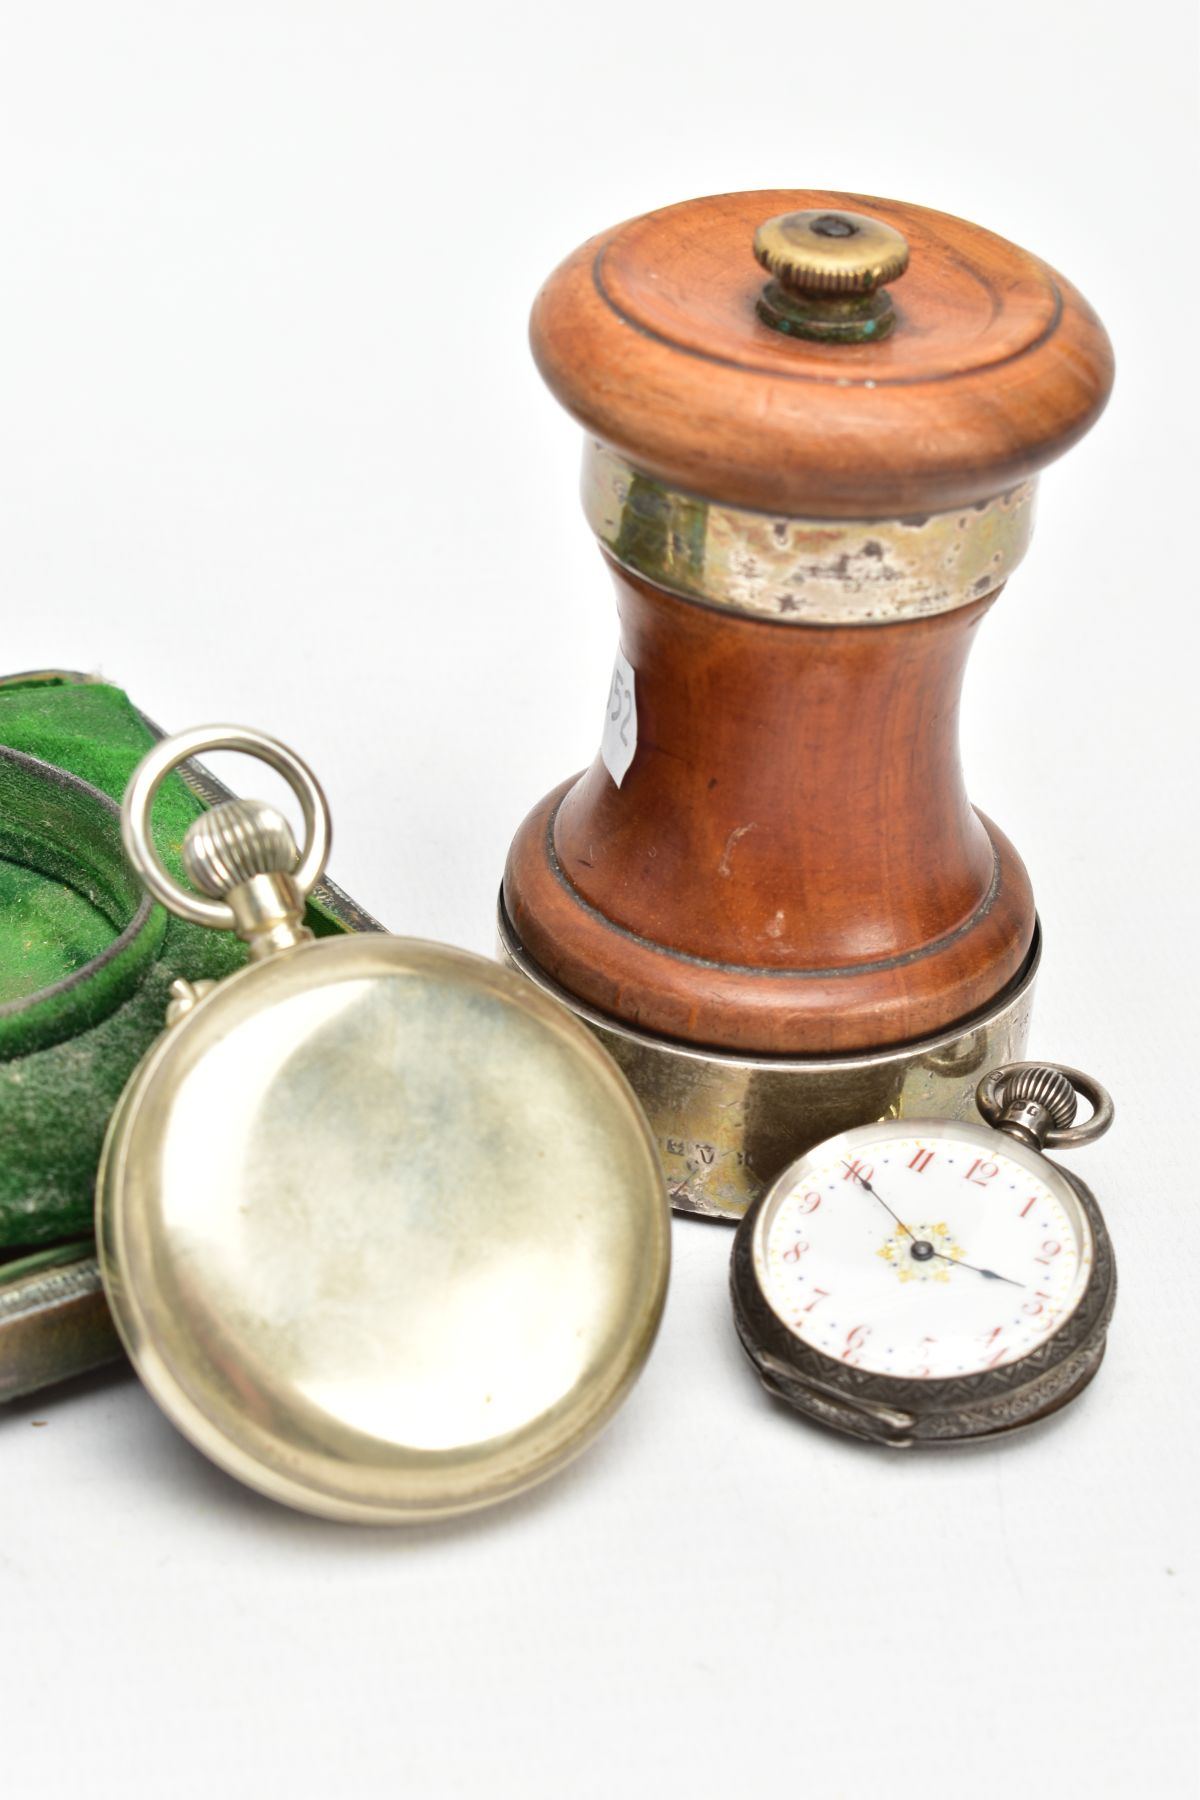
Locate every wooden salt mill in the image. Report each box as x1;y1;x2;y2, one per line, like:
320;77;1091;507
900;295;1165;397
500;190;1113;1218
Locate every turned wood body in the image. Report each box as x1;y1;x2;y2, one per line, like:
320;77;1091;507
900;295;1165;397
529;189;1112;519
503;190;1113;1058
505;562;1032;1053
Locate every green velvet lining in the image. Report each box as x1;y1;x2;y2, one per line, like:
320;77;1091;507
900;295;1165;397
0;863;114;1000
0;748;167;1056
0;677;350;1250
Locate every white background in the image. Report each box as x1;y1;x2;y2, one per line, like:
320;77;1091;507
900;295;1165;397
1;3;1196;1794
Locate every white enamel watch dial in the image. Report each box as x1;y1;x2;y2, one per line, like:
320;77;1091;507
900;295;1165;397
754;1121;1092;1380
730;1066;1117;1446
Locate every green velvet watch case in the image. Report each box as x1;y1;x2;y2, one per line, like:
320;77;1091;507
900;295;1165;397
0;673;378;1398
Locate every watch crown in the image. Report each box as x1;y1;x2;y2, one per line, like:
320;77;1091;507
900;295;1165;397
181;798;311;961
183;798;300;899
985;1065;1079;1150
999;1066;1078;1132
977;1062;1114;1153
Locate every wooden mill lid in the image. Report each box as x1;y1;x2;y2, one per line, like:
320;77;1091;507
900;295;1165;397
530;189;1114;519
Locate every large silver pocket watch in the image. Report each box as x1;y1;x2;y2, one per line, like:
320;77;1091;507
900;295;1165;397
730;1064;1116;1447
97;726;669;1522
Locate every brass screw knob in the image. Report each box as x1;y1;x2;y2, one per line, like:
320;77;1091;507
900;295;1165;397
753;209;910;344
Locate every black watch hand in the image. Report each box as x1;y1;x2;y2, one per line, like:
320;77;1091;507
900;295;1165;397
927;1249;1025;1288
841;1162;917;1240
841;1162;1026;1289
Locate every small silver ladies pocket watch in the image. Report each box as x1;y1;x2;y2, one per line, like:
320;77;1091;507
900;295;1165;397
97;726;669;1522
730;1065;1116;1446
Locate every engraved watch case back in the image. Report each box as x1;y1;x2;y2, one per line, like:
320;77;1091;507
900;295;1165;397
98;729;670;1523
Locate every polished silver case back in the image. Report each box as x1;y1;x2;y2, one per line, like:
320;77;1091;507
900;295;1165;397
730;1108;1116;1448
97;729;669;1522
